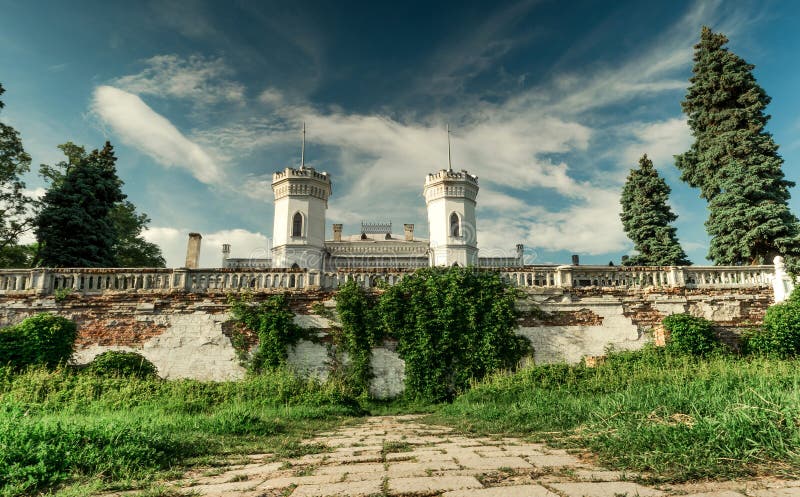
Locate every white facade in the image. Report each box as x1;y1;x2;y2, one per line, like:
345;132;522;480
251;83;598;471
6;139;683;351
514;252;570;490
271;167;331;269
424;169;479;267
224;165;522;270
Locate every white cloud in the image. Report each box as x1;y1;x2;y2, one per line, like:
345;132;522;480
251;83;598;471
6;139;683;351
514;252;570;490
114;54;244;104
143;227;271;268
103;0;747;262
621;118;693;168
91;85;224;185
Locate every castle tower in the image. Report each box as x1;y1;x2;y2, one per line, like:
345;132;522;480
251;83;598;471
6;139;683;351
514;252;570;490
424;169;479;266
271;166;331;269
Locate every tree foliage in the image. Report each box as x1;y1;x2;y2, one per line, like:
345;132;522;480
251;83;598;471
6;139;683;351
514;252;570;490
109;201;166;267
620;154;690;266
378;267;530;403
0;83;34;253
35;142;125;267
34;142;165;268
676;27;800;265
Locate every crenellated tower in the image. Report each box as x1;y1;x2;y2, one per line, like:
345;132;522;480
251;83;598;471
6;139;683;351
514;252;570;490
424;169;479;266
271;166;331;269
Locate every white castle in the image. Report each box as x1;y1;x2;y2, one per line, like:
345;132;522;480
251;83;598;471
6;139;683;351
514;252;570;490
221;130;523;270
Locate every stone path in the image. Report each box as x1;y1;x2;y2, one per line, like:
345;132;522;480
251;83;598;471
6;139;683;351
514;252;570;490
172;416;799;497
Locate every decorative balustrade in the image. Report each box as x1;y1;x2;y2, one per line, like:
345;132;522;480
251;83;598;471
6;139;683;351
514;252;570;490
0;264;777;296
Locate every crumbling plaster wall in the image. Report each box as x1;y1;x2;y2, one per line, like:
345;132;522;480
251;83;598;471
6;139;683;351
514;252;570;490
0;285;773;397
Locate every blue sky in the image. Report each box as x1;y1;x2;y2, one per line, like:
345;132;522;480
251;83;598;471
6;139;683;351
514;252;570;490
2;0;800;267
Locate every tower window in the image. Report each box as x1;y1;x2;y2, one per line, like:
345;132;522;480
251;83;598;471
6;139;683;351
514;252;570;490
292;212;303;237
450;212;460;237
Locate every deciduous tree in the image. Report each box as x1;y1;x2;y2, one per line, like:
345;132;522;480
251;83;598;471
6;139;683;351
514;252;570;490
0;83;34;255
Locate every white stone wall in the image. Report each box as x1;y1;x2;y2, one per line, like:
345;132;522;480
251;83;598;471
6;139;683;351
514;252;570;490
73;313;245;381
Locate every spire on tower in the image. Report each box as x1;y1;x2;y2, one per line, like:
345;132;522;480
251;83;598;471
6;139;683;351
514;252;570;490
447;123;452;172
300;121;306;170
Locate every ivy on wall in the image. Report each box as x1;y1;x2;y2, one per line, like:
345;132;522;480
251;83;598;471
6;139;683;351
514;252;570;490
229;269;531;402
378;267;531;403
334;281;381;396
229;294;302;373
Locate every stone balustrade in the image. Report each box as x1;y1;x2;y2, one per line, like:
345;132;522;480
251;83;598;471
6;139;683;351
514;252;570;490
0;264;778;296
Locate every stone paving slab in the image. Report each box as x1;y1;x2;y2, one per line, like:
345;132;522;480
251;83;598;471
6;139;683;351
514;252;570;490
750;489;800;497
443;484;561;497
682;492;745;497
291;479;383;497
550;481;666;497
159;415;800;497
388;475;484;494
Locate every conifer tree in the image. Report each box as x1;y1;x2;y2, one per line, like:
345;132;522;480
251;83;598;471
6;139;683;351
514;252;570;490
620;154;690;266
35;142;125;267
676;26;799;265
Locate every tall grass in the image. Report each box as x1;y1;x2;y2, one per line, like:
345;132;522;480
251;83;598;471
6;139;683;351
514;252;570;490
433;347;800;480
0;367;362;497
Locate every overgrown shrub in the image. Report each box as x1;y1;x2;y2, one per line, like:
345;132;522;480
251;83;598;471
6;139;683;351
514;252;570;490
229;294;302;373
662;313;718;356
744;299;800;358
86;351;158;379
0;314;77;369
378;267;530;402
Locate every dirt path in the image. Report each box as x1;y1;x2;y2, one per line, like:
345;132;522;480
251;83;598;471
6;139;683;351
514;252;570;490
171;415;799;497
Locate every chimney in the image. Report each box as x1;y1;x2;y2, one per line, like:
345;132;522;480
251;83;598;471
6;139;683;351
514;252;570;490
185;233;202;269
571;254;580;266
333;224;343;242
404;224;414;241
222;244;231;268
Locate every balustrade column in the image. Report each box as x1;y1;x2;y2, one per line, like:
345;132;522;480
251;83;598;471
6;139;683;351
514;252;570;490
555;266;572;288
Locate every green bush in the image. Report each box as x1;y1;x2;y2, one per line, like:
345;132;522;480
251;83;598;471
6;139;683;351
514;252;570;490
0;314;77;369
86;351;158;379
662;313;718;356
746;299;800;358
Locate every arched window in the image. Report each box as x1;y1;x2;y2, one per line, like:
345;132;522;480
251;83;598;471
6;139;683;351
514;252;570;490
292;212;303;237
450;212;460;237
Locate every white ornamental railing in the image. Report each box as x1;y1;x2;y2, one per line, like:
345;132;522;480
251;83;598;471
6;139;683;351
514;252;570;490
0;263;781;297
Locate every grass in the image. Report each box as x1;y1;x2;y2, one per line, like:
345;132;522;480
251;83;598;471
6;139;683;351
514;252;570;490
429;346;800;481
3;347;799;496
0;366;363;497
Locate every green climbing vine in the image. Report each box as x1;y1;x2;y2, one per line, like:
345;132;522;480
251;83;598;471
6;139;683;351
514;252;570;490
334;280;381;396
377;267;530;402
328;267;531;402
229;293;303;373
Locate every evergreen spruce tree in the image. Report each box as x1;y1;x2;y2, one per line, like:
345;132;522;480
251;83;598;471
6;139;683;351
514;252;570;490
676;26;799;265
35;142;125;267
620;154;690;266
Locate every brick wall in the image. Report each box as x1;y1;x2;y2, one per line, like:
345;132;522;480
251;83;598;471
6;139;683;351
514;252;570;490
0;285;773;396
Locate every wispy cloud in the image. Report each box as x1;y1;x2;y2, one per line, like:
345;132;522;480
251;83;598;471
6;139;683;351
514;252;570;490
113;54;245;105
91;85;224;185
94;0;751;261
